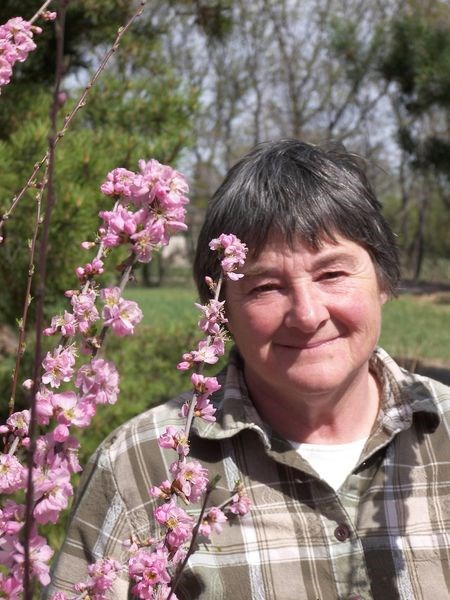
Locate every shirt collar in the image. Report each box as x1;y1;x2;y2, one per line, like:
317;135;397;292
191;348;271;448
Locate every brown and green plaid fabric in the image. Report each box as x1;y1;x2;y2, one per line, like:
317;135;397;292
46;348;450;599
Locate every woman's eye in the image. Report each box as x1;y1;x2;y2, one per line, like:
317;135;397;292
320;271;346;280
251;283;279;293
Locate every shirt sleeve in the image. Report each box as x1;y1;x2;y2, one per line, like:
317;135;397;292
43;443;134;598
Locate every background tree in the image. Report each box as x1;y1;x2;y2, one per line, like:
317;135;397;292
378;0;450;279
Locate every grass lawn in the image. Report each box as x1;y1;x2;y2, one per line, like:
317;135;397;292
380;292;450;362
124;284;198;328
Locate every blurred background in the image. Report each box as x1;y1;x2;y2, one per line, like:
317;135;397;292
1;0;449;474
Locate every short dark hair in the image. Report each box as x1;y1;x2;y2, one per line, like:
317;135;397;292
194;139;400;302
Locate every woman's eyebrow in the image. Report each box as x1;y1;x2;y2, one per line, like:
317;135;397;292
241;265;281;278
312;251;360;270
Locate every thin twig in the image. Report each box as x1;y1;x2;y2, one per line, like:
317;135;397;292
167;484;214;600
0;1;147;239
8;161;49;417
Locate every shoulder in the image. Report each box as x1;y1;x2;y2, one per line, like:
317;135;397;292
375;347;450;427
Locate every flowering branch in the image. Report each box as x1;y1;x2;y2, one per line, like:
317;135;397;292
22;3;68;594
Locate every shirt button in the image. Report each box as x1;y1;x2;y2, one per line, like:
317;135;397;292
334;523;351;541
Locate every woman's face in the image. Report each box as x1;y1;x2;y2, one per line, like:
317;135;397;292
224;233;387;408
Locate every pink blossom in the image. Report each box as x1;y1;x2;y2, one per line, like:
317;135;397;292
153;500;193;548
41;345;76;388
169;459;209;503
228;491;251;516
190;373;221;400
7;529;53;586
43;310;77;337
0;18;39;87
71;289;99;334
75;557;122;597
199;506;227;538
128;547;171;598
41;11;57;21
211;333;226;356
33;465;73;524
33;432;81;475
130;218;166;262
51;391;93;441
100;167;136;198
35;387;55;425
75;357;120;405
0;56;13;87
158;426;190;456
149;479;172;501
0;409;30;437
195;299;227;334
133;159;189;208
0;572;23;600
75;257;104;283
101;287;143;336
0;454;26;493
178;338;223;370
209;233;248;280
22;378;33;390
181;394;217;422
160;206;188;236
0;18;38;56
99;205;141;247
0;500;24;536
176;358;192;371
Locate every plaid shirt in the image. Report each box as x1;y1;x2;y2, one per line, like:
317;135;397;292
46;348;450;599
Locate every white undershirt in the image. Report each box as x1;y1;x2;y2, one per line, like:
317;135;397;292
289;437;368;491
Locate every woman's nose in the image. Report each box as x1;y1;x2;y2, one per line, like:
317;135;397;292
284;284;329;332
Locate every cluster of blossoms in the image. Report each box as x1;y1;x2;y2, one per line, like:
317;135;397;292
98;160;189;263
178;234;247;373
0;11;56;90
0;348;121;593
209;233;247;281
0;158;190;597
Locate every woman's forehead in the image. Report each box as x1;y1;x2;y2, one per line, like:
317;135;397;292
243;234;369;274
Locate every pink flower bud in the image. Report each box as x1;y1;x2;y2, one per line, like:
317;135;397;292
75;266;85;279
80;241;95;250
41;11;57;21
